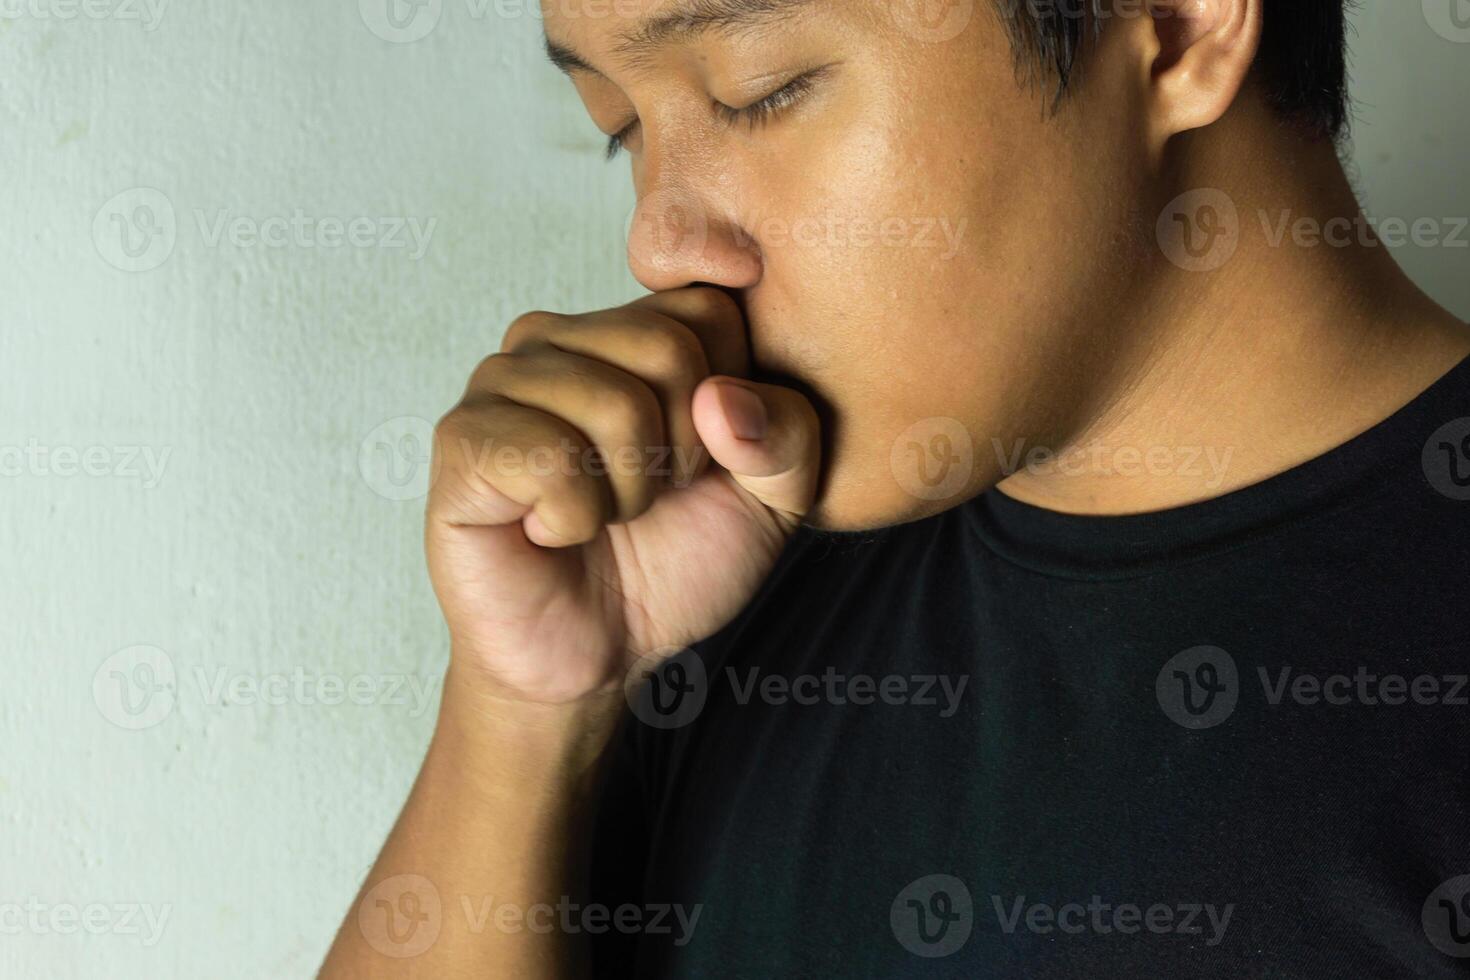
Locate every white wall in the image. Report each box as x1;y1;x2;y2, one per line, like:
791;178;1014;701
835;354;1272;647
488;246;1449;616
1;3;1465;977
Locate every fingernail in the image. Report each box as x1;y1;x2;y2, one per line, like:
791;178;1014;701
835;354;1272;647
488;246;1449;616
717;381;767;441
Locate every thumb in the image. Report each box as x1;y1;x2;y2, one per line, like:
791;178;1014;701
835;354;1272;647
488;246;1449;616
691;376;822;524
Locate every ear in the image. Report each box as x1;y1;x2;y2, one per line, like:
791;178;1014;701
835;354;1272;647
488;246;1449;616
1143;0;1263;146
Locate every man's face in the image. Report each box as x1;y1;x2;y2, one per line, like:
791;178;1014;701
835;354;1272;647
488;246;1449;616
546;0;1157;530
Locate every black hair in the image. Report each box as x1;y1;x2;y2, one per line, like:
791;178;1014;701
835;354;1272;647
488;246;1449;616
993;0;1352;140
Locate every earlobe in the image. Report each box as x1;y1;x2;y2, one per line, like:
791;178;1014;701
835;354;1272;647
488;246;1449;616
1145;0;1262;146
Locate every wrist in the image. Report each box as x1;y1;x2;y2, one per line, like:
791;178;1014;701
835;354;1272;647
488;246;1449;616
432;658;626;796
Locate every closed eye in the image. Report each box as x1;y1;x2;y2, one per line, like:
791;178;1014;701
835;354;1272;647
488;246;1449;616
605;65;832;161
714;65;829;132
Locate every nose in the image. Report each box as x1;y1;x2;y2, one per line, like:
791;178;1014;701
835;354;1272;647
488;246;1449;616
627;180;763;294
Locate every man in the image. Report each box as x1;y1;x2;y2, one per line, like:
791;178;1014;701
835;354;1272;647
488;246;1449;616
323;0;1470;975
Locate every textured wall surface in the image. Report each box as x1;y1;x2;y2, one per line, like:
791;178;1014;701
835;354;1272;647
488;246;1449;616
1;3;1466;977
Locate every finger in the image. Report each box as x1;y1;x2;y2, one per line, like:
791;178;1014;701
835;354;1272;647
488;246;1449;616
502;310;713;487
626;286;751;379
430;399;609;549
690;376;821;526
467;347;667;524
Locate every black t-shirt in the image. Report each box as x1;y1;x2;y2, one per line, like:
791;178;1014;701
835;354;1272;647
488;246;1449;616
589;354;1470;978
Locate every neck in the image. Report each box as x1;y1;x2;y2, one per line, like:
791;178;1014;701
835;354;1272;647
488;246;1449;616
997;101;1470;516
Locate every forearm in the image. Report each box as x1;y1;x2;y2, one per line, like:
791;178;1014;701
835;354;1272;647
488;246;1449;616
320;660;625;979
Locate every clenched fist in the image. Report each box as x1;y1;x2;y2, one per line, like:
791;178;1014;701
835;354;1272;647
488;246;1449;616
426;287;822;704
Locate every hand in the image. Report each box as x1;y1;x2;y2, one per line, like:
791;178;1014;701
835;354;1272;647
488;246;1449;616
426;287;821;704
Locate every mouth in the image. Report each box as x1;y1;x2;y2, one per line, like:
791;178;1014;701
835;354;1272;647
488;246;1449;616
707;281;834;451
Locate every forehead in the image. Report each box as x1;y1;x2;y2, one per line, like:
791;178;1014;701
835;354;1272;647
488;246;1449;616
540;0;657;34
542;0;821;71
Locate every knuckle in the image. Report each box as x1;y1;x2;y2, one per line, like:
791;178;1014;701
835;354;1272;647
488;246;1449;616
431;407;475;466
432;397;516;468
468;351;521;391
539;470;607;539
598;376;662;440
636;322;708;384
682;285;740;322
433;404;470;443
502;310;560;352
618;306;671;333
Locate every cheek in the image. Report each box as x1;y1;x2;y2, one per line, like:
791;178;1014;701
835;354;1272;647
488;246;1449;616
736;89;1013;528
741;106;962;366
735;45;1143;530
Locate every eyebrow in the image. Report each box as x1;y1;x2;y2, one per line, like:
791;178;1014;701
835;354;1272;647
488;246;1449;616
545;0;815;78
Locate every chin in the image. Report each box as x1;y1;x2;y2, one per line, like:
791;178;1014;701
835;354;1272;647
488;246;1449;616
800;478;961;534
